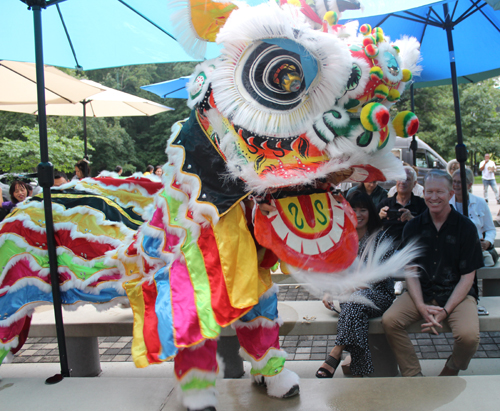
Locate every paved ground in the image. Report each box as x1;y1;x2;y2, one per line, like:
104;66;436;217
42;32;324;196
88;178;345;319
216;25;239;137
8;183;500;365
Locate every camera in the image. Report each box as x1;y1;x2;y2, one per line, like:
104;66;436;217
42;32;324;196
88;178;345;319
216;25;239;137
386;208;403;219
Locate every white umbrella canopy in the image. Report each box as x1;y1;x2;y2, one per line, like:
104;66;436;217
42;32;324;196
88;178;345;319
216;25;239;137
0;60;103;105
0;79;173;117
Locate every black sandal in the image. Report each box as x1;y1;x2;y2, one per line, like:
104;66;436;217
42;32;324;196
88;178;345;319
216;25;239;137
315;354;340;378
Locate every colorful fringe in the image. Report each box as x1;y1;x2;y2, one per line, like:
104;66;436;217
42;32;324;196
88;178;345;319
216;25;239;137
0;176;161;353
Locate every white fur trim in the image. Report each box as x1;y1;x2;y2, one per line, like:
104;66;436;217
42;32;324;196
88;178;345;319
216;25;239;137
212;2;352;137
232;315;283;330
260;283;279;300
187;61;217;109
0;336;20;351
253;367;300;399
290;235;422;304
179;386;218;409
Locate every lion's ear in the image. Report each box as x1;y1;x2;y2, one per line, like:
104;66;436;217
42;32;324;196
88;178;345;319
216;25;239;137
168;0;238;59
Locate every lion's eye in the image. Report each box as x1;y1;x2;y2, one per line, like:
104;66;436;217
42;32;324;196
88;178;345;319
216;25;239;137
237;41;308;111
384;51;400;77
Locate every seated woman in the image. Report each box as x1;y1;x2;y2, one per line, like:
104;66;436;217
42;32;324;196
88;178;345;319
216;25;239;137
0;180;29;219
316;190;396;378
451;168;497;266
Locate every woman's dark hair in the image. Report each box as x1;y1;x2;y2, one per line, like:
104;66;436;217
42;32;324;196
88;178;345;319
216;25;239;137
146;165;154;173
154;165;162;174
9;180;29;204
114;165;123;174
346;190;382;234
75;159;91;178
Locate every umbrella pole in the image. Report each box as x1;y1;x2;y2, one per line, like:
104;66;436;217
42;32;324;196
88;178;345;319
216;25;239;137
410;84;417;167
82;100;88;160
443;3;469;216
30;1;70;383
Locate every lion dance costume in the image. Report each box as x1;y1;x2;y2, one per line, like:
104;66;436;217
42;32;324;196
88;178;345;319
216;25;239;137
0;1;422;410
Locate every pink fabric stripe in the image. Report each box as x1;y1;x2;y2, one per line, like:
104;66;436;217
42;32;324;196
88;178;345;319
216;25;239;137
149;207;165;229
236;324;281;360
170;260;203;346
174;339;218;380
1;258;49;288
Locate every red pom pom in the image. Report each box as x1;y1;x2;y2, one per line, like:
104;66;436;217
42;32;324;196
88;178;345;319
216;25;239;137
365;44;379;58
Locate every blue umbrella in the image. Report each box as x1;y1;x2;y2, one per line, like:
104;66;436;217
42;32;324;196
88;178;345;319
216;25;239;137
141;76;190;99
342;0;500;217
2;0;224;69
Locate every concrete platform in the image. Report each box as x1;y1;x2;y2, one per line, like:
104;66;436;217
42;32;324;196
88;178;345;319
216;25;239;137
2;369;500;411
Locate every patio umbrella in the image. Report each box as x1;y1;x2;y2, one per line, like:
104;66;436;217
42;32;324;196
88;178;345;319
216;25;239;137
0;60;102;105
140;76;190;99
0;79;174;158
2;0;231;70
342;0;500;216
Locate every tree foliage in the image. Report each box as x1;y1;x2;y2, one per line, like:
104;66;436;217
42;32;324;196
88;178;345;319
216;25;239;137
0;126;88;173
396;79;500;165
0;62;196;176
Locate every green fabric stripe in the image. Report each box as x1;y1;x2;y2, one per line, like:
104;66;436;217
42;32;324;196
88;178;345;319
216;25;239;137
0;240;112;281
180;376;216;392
0;348;9;363
250;356;286;377
0;240;47;269
57;253;112;281
162;191;220;338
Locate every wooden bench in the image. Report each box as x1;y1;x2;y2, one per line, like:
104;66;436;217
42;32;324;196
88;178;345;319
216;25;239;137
28;297;500;378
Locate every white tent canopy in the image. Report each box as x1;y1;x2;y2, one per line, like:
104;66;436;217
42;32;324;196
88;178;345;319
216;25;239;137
0;79;173;117
0;60;102;105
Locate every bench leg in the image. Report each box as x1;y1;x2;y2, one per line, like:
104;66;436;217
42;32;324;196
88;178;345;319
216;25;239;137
482;279;500;296
66;337;101;377
368;334;399;377
216;335;244;379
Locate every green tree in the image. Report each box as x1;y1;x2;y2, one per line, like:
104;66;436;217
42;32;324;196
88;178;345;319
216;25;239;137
0;126;87;173
396;79;500;164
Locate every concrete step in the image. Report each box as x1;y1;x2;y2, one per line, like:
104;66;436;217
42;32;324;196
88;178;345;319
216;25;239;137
2;360;500;411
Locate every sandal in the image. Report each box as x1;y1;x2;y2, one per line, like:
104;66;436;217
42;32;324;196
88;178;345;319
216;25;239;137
315;354;340;378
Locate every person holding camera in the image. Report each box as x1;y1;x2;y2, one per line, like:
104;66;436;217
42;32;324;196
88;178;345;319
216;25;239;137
378;166;427;244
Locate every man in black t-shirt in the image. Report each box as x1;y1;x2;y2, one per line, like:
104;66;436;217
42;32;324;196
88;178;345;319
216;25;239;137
382;170;483;377
378;166;427;244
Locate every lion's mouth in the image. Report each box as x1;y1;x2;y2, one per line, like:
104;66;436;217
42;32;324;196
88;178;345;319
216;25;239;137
254;192;358;272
